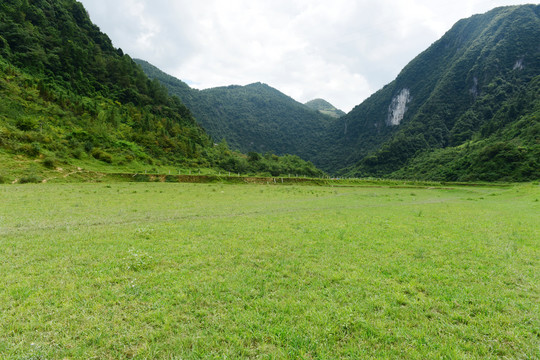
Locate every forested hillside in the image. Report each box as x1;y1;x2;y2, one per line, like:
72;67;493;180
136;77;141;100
0;0;323;180
391;76;540;181
0;0;209;165
135;59;332;160
321;5;540;181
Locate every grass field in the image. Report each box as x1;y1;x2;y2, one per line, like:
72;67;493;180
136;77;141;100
0;182;538;359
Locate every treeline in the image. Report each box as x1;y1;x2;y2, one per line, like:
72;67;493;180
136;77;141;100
207;140;323;177
1;0;171;106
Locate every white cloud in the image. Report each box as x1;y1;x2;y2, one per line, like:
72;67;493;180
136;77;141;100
80;0;537;112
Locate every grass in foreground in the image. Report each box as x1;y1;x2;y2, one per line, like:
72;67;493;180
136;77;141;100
0;182;538;359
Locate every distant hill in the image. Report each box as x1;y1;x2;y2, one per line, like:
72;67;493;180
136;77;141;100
316;4;540;181
135;59;332;160
304;99;345;118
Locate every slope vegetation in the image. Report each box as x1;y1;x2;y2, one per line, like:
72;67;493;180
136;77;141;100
323;5;539;181
0;0;209;167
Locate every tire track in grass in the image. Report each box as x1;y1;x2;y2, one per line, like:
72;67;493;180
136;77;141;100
0;197;460;236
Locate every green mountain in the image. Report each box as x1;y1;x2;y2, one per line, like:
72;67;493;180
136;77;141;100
319;4;540;181
0;0;209;166
304;99;345;118
135;59;332;160
0;0;323;180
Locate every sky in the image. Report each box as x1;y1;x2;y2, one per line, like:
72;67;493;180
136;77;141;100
79;0;537;112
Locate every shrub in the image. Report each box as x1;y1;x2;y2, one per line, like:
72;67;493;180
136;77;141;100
84;141;94;153
54;149;69;160
165;175;178;183
91;148;113;163
134;174;149;182
19;174;42;184
71;146;84;159
42;157;56;169
15;118;37;131
19;142;41;157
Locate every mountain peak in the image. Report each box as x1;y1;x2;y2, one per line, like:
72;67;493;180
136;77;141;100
305;99;345;118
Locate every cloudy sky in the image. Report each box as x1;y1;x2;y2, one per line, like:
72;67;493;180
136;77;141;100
79;0;537;112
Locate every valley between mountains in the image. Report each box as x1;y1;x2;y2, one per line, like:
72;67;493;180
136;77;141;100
0;3;538;182
136;5;540;182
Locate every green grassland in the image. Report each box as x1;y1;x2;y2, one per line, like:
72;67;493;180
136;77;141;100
0;182;538;359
